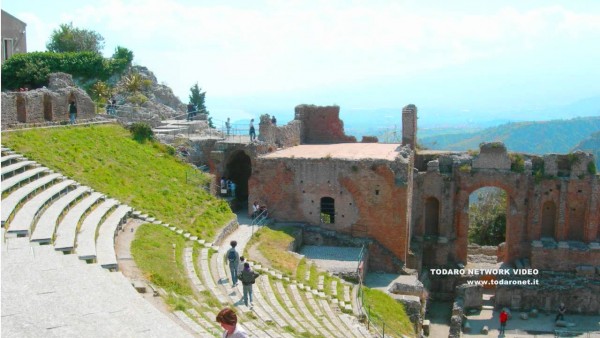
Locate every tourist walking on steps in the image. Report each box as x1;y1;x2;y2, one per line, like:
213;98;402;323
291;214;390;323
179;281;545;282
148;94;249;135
216;308;249;338
240;262;260;307
499;308;508;335
555;302;566;322
249;119;256;142
226;241;240;286
69;101;77;125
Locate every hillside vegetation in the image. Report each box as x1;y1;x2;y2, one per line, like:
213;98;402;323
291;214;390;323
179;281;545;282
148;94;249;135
1;124;233;240
420;117;600;154
573;131;600;169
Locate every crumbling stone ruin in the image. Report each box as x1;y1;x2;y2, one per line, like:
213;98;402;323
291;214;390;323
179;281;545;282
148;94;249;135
202;103;599;317
1;72;95;129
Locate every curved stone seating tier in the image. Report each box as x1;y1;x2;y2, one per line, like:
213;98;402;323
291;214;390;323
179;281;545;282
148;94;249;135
1;167;49;193
76;199;119;260
0;154;24;165
1;173;62;224
30;186;90;244
6;180;75;236
0;160;36;178
199;248;228;304
96;205;132;269
2;236;192;337
54;192;104;252
256;276;307;333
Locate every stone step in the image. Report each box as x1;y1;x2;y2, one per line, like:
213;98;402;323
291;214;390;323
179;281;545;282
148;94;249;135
199;248;228;304
54;192;104;252
174;310;213;336
183;247;206;292
275;281;316;336
257;275;306;334
288;284;334;337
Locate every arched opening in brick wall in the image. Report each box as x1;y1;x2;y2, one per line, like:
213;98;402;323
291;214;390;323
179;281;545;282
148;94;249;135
43;94;53;121
16;95;26;123
541;201;557;239
467;187;507;264
424;197;439;236
567;200;585;241
225;150;251;201
320;197;335;224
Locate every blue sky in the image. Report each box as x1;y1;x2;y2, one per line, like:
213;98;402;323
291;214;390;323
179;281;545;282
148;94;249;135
3;0;600;123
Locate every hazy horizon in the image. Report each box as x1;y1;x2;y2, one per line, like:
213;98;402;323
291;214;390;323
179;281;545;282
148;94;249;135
3;1;600;125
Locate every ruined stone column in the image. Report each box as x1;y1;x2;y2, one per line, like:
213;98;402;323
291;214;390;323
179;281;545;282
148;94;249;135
402;104;417;150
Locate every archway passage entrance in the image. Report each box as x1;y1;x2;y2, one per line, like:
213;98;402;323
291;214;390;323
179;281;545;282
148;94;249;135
225;150;251;201
467;187;507;264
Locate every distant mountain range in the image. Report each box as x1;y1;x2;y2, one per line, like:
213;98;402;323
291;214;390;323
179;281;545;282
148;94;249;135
572;131;600;169
419;116;600;155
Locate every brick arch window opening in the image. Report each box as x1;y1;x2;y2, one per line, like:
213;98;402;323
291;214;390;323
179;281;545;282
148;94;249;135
320;197;335;224
424;197;440;237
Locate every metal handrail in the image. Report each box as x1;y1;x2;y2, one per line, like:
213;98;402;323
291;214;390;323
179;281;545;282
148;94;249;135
356;244;399;338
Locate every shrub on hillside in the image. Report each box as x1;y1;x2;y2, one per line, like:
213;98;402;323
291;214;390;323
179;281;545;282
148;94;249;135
129;122;154;143
1;47;133;91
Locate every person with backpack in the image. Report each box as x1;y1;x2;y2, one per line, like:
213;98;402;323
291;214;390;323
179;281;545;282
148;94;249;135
226;240;240;287
239;262;259;307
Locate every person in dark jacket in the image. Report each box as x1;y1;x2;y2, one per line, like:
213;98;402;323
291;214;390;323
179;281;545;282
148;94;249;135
239;262;259;307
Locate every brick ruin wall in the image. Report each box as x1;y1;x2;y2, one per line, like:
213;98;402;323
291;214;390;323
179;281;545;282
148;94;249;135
411;145;600;272
249;155;412;271
258;114;302;148
294;104;356;144
1;72;95;129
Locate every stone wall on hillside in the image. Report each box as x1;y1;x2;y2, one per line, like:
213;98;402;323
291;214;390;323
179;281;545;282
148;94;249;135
1;73;95;129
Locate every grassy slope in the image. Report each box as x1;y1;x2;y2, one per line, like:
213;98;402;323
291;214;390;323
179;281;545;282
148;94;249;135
1;124;233;239
247;225;415;336
420;117;600;154
362;287;415;337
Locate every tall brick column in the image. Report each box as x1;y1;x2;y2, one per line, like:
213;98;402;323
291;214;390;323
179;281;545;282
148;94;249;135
402;104;417;150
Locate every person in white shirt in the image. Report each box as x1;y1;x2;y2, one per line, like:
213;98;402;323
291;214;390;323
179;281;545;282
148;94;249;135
216;308;249;338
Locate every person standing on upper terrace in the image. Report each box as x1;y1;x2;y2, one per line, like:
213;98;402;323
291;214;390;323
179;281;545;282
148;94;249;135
249;119;256;142
69;101;77;125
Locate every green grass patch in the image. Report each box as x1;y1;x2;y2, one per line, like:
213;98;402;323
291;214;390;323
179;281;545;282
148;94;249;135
245;226;300;276
2;124;233;240
131;223;191;296
361;287;415;337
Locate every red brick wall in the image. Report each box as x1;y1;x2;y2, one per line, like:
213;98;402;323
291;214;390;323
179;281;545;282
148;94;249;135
294;105;356;144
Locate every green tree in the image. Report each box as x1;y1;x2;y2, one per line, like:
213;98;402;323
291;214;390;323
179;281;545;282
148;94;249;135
46;22;105;53
468;188;507;245
189;83;213;127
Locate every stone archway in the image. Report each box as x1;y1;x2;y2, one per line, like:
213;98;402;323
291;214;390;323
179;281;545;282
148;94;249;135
225;150;251;201
455;177;523;264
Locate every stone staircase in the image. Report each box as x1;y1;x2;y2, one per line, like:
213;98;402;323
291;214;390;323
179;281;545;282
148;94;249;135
1;146;374;337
